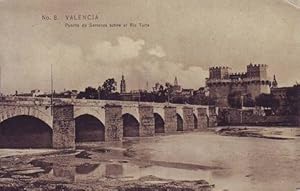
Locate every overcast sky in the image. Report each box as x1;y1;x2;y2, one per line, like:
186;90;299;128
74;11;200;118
0;0;299;94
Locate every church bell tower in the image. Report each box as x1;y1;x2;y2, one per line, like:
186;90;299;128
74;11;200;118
120;74;126;93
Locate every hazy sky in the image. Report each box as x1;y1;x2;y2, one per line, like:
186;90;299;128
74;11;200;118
0;0;299;94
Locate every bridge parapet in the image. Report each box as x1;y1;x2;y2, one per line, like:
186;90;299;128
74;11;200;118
0;102;53;127
1;96;209;110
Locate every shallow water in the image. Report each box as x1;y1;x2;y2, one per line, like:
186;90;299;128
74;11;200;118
132;130;300;191
0;149;54;158
1;128;299;191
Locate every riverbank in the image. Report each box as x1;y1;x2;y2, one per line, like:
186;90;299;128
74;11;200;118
0;128;299;191
0;138;214;191
215;126;300;140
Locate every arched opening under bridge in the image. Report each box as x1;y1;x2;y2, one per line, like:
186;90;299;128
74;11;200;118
176;114;183;131
0;115;52;148
154;113;165;133
75;114;105;142
122;113;139;137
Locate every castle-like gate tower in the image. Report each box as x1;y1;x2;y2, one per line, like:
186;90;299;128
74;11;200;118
206;63;271;107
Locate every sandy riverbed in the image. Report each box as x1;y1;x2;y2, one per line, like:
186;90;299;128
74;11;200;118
0;127;299;191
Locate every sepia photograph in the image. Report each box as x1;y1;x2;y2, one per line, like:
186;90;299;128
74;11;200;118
0;0;299;190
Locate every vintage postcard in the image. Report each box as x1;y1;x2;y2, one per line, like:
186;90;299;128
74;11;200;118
0;0;299;190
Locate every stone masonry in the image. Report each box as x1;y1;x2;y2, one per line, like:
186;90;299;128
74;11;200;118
206;64;271;107
164;106;177;133
182;107;194;131
0;97;214;149
139;105;155;136
52;105;75;149
105;104;123;141
197;108;208;129
208;106;217;127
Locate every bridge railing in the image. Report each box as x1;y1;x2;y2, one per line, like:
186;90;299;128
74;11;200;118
0;96;209;109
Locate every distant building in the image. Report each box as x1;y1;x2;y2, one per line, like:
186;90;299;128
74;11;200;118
206;63;272;107
271;75;278;88
120;74;126;93
271;84;300;115
36;89;78;99
120;90;141;101
15;89;45;97
179;88;194;97
172;76;182;92
59;90;78;99
194;87;209;97
119;75;142;101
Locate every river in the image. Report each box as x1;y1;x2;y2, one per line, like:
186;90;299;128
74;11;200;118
0;127;299;191
131;129;300;191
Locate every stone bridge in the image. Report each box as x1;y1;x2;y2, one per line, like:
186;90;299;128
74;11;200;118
0;96;217;149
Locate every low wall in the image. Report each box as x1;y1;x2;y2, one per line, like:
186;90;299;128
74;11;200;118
218;108;299;127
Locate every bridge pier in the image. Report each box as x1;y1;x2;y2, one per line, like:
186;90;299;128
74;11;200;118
105;104;123;141
52;105;75;149
164;106;177;133
197;108;208;129
139;105;155;136
208;106;217;127
182;107;194;131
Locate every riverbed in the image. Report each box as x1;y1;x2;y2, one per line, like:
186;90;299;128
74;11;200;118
0;127;299;191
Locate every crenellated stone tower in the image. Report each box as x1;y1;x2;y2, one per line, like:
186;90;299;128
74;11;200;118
206;63;271;107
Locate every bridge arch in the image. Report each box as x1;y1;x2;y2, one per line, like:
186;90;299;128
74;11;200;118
176;113;183;131
74;107;105;124
0;115;53;148
75;114;105;142
153;107;165;121
122;106;140;123
154;113;165;133
0;107;52;128
122;113;140;137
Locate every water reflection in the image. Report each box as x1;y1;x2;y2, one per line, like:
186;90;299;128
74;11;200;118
26;128;299;191
53;165;75;182
105;163;123;177
39;161;217;184
75;163;100;174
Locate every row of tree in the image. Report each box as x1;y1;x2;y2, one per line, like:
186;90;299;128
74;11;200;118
75;78;299;115
228;92;279;109
228;90;299;115
77;78;118;100
76;78;215;105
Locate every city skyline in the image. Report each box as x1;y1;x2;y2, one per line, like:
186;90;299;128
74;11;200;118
0;0;300;94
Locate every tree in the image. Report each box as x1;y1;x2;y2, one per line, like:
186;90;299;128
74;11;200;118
188;95;215;105
286;86;300;115
255;93;279;111
156;84;167;102
172;96;188;104
140;91;156;102
102;78;117;94
84;87;98;99
243;93;255;107
99;78;117;99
